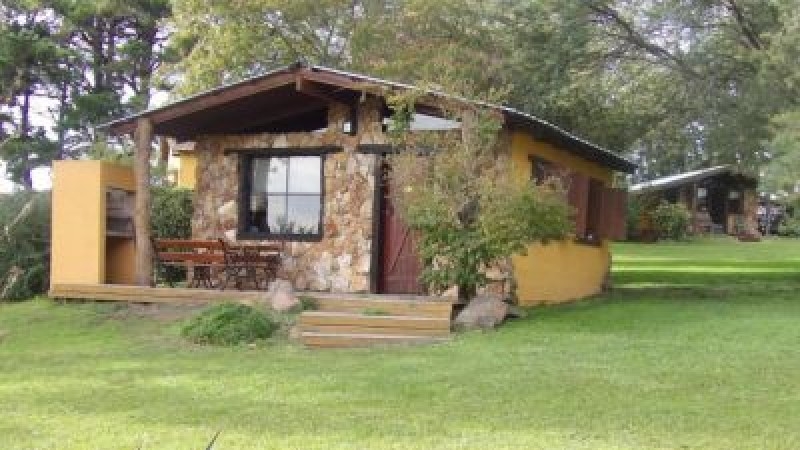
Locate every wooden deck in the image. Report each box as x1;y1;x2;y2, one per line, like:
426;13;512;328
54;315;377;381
49;283;265;304
49;283;454;305
49;283;456;348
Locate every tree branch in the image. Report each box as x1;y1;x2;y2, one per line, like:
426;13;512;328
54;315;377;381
587;2;699;78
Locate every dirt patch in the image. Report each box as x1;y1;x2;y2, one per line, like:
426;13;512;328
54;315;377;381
105;302;208;322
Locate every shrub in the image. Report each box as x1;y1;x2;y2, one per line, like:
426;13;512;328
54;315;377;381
0;192;51;301
650;201;691;240
181;302;278;345
778;217;800;237
385;93;571;301
151;187;193;284
626;196;643;240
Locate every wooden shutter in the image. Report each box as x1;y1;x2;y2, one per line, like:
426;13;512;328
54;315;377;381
568;173;589;237
587;178;605;239
598;187;628;241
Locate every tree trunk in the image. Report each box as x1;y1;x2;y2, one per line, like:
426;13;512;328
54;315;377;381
133;117;154;286
18;89;33;190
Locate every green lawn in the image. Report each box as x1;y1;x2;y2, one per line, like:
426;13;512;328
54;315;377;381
2;238;800;449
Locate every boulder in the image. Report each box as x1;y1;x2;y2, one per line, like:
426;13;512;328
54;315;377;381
268;279;299;312
454;295;509;330
505;304;528;319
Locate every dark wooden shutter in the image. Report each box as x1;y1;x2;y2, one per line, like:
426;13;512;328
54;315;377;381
609;188;628;241
568;173;589;237
596;187;628;241
587;178;605;239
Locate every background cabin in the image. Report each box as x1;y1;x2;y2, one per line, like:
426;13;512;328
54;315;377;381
630;165;758;236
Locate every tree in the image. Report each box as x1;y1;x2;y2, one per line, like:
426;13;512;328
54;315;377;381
384;89;571;302
0;0;66;189
56;0;172;148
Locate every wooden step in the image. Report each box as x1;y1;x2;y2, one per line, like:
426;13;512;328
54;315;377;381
312;297;453;318
300;311;450;329
299;312;451;337
301;331;450;349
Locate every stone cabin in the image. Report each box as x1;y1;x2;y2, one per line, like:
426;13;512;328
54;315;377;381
630;165;759;236
105;63;635;306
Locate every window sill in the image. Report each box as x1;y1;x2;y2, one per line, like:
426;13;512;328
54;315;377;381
236;231;323;242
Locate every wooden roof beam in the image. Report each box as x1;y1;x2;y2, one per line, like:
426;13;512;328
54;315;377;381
110;73;296;135
200;98;328;135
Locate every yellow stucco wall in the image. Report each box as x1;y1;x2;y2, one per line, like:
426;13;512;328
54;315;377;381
509;131;614;305
51;161;136;286
177;153;197;189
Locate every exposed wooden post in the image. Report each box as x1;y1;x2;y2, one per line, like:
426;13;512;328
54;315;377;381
133;117;154;286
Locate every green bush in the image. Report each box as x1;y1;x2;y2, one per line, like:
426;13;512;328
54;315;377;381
151;187;193;284
0;192;51;301
650;201;691;240
626;196;643;240
778;217;800;237
181;302;278;345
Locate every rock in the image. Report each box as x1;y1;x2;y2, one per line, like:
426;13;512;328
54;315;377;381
268;279;299;312
505;304;528;319
454;295;509;330
288;325;303;342
217;200;237;221
223;229;236;242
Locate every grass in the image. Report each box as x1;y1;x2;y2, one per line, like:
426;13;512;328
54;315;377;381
1;237;800;449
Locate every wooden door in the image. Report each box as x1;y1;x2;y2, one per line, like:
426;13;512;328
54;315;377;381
378;168;424;294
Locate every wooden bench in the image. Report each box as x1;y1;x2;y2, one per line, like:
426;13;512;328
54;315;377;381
152;239;225;288
152;238;284;290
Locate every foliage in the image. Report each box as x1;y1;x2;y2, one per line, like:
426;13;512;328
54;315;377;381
0;2;69;188
650;201;691;241
1;0;173;189
150;186;193;285
150;186;193;239
626;196;643;240
296;295;317;312
181;302;277;346
385;91;570;301
166;0;800;185
0;192;50;300
778;217;800;237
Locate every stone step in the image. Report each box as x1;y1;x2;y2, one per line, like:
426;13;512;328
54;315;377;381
301;331;450;349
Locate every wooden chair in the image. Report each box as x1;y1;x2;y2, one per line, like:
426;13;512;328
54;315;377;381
218;239;282;290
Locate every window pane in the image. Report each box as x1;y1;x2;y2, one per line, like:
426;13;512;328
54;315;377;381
288;156;321;193
266;195;287;233
266;158;288;193
287;195;321;234
251;159;270;194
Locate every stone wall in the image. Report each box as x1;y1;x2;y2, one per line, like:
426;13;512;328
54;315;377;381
191;98;386;292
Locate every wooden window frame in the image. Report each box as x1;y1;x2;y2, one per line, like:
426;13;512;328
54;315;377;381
235;148;338;242
530;155;555;185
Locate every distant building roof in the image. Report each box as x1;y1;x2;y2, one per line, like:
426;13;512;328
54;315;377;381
629;165;757;192
103;62;635;173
